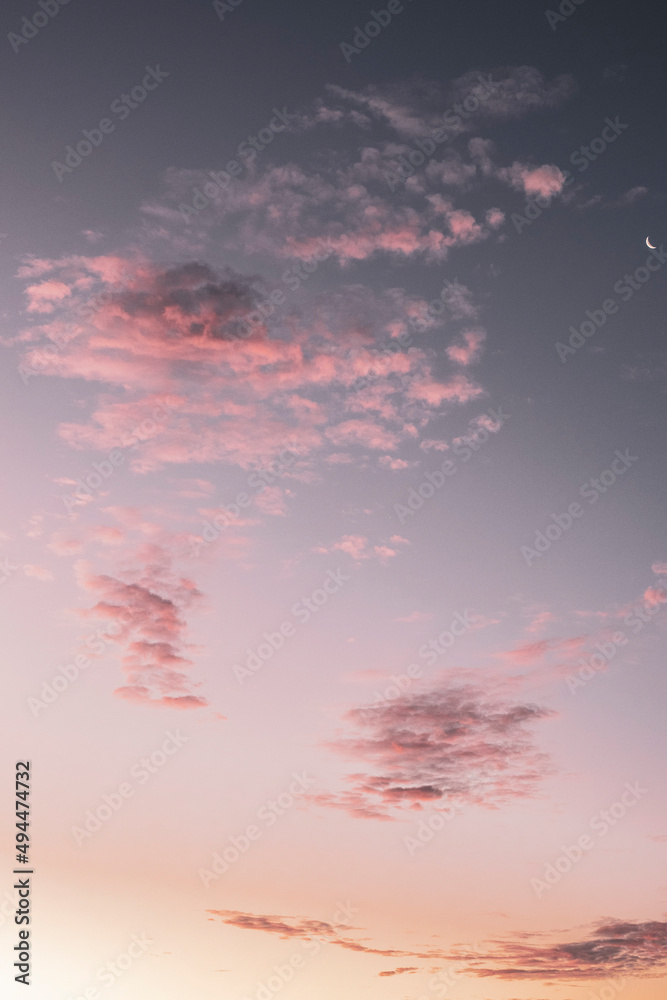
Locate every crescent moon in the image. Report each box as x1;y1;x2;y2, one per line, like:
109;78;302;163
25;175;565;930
646;237;657;249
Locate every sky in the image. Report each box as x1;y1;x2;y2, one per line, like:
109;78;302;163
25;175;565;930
1;0;667;998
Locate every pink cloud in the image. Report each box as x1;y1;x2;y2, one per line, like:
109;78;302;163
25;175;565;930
497;162;567;199
209;908;667;982
407;373;484;406
329;535;369;560
90;525;125;546
208;908;435;963
208;907;453;962
316;533;403;564
446;328;486;365
23;564;54;581
74;540;207;709
48;533;84;556
309;681;554;819
253;486;290;517
152;162;480;264
326;420;399;451
379;456;411;470
524;608;557;634
13;258;481;475
502;634;587;665
420;439;449;451
485;207;505;228
25;280;72;313
644;586;667;607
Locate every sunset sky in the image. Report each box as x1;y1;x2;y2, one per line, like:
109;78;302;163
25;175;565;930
2;0;667;998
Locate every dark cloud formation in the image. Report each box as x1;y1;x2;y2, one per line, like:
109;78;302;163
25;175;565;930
447;919;667;980
14;254;485;474
109;261;258;341
309;683;554;819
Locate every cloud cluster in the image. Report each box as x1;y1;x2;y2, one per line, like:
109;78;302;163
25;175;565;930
12;257;485;475
150;161;495;264
73;523;206;709
448;919;667;980
313;533;409;564
138;66;576;269
308;682;554;819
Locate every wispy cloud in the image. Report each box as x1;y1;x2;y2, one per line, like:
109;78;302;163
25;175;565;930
209;909;452;962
